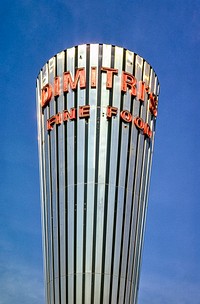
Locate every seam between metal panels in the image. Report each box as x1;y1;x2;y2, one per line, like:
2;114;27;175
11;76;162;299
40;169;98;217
91;43;103;304
64;48;69;304
100;44;115;304
55;54;61;304
74;45;78;304
82;43;90;304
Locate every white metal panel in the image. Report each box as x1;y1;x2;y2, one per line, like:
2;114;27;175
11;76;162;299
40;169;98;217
48;56;61;304
56;50;66;304
66;46;75;304
76;44;87;304
94;44;112;304
41;62;56;304
36;72;50;303
85;44;99;304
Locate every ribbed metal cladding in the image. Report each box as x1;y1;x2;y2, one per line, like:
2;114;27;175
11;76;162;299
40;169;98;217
36;44;159;304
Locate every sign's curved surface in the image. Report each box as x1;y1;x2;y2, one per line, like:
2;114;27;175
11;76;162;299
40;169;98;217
36;44;159;304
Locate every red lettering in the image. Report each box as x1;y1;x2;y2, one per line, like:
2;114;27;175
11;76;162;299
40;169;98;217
63;108;76;121
63;68;86;92
41;84;52;108
149;92;158;117
91;67;97;88
134;117;145;130
120;110;132;122
137;81;145;102
143;123;153;138
79;105;90;118
101;67;118;89
134;117;152;138
107;106;118;118
47;113;62;130
54;76;60;97
121;72;137;96
145;85;150;93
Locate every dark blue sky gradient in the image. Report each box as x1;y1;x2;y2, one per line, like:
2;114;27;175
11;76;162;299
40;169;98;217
1;0;200;303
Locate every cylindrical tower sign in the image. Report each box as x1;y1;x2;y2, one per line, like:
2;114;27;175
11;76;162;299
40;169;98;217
36;44;159;304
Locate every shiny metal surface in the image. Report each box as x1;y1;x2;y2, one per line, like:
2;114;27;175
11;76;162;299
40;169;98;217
36;44;160;304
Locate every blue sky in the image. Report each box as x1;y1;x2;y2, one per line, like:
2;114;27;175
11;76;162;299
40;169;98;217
1;0;200;303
